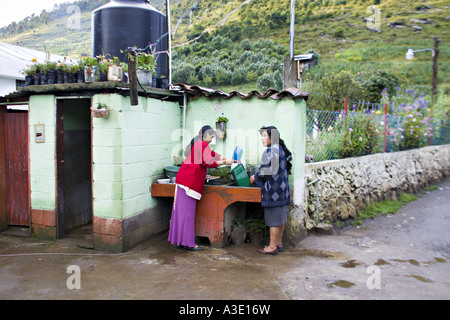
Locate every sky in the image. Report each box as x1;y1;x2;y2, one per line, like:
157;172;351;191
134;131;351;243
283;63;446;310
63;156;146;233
0;0;77;28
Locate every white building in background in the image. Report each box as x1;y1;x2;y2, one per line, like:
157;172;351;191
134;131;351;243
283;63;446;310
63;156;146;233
0;42;66;97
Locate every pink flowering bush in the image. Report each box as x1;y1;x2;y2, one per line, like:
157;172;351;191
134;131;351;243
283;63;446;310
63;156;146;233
383;87;432;151
340;114;380;158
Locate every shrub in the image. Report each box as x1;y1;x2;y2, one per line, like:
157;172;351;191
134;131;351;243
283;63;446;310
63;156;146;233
231;69;246;86
172;63;196;84
334;27;345;39
306;70;365;112
398;105;430;151
246;70;259;82
257;72;283;92
356;70;402;104
340;114;380;158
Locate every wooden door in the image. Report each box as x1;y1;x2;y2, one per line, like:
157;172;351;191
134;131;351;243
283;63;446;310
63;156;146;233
4;111;30;226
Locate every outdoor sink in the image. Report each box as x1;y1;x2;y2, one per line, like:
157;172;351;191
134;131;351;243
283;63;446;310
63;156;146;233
205;179;236;186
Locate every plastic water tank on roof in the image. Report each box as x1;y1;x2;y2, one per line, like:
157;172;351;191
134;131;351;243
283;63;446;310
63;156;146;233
92;0;168;79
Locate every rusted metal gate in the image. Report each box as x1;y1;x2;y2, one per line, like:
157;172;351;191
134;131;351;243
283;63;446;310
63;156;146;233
4;111;30;226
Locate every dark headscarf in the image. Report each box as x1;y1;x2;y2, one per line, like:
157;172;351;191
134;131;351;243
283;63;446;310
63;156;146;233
184;125;216;157
260;126;292;175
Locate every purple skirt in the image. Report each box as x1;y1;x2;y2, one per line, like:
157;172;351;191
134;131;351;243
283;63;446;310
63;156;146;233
168;185;198;247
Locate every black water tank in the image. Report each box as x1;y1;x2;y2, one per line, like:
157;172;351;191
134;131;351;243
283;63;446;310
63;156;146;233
92;0;168;78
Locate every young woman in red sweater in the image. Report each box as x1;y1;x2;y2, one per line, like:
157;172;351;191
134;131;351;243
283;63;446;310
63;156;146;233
168;125;235;251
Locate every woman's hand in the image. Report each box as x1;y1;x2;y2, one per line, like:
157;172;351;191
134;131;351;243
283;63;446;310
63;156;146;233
250;175;255;184
218;158;237;165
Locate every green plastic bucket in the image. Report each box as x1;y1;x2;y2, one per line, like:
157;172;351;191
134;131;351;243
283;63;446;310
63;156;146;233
231;164;251;187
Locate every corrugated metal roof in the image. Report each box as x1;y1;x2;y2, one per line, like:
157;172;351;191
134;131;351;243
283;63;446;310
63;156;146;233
173;83;308;101
0;42;68;79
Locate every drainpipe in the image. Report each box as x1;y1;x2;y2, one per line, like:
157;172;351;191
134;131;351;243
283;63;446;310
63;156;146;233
182;92;188;152
166;0;172;85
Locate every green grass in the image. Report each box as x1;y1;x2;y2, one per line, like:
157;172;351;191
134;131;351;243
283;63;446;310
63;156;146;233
353;192;418;225
422;185;439;192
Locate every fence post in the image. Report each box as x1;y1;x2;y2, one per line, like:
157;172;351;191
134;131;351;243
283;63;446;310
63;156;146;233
383;103;387;153
344;97;348;127
430;108;434;146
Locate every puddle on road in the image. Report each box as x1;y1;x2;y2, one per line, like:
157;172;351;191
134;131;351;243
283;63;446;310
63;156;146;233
374;258;391;266
408;275;433;283
391;259;420;266
326;280;356;289
289;248;349;261
340;259;363;268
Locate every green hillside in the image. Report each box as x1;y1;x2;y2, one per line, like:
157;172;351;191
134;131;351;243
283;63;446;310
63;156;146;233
1;0;448;117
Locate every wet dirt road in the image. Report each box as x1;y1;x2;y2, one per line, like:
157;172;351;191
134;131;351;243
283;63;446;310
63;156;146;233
1;180;449;300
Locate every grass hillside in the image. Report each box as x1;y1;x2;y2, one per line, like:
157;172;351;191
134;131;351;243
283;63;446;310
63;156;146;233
1;0;448;117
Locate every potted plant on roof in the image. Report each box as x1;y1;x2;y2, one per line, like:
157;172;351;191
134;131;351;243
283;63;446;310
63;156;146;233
135;44;158;87
34;62;43;85
73;59;85;83
56;60;67;84
83;56;99;83
216;113;228;139
91;102;110;119
22;58;38;86
39;46;57;85
104;56;122;82
60;60;73;84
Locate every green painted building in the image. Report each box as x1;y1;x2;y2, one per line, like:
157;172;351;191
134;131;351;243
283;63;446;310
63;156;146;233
0;83;307;252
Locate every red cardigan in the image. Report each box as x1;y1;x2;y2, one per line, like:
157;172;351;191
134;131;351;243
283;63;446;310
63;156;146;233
175;140;222;195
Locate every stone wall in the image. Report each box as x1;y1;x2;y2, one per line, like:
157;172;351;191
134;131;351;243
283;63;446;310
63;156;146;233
303;144;450;229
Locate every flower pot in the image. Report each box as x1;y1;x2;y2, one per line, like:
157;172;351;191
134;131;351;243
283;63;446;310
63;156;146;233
25;76;34;86
56;70;64;84
216;121;227;139
107;65;123;82
136;69;154;86
156;77;169;89
34;72;40;85
63;72;70;84
76;71;84;83
91;107;110;119
40;71;47;85
69;72;77;83
84;66;99;83
47;70;56;85
99;72;107;82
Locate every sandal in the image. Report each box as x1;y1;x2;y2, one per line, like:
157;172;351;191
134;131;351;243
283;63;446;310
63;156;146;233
258;247;278;255
277;244;284;252
184;245;203;251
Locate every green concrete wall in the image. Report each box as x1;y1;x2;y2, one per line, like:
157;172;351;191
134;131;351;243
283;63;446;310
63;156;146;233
184;96;307;206
92;94;181;220
29;95;57;211
27;91;306;230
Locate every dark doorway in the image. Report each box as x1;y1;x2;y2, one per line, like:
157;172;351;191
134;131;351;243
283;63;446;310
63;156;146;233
56;99;92;247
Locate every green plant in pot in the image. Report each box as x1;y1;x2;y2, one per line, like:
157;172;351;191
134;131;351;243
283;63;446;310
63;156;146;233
97;55;108;82
107;56;123;82
91;102;110;119
22;58;39;86
135;45;158;87
83;56;99;83
216;113;228;139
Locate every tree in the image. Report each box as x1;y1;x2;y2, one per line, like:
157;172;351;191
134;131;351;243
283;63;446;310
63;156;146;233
307;70;365;111
355;70;402;104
